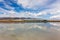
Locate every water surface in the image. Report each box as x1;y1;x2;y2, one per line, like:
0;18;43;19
0;22;60;40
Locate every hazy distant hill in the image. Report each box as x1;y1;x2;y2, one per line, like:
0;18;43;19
0;17;44;20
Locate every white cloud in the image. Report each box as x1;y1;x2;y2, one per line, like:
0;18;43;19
0;8;17;17
17;0;60;19
0;8;37;18
0;0;60;19
17;0;49;9
35;0;60;19
50;15;60;19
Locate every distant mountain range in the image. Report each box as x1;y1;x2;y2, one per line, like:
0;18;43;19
0;17;44;20
0;17;34;19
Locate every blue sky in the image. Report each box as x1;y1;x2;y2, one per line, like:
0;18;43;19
0;0;60;19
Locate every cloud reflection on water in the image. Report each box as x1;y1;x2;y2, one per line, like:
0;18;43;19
0;23;60;40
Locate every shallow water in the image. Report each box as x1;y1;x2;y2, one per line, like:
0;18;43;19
0;22;60;40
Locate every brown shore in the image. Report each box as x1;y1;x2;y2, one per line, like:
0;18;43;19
47;20;60;22
0;19;60;23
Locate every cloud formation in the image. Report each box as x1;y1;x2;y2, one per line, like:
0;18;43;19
0;0;60;19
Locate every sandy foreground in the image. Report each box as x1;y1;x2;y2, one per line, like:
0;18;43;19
0;30;60;40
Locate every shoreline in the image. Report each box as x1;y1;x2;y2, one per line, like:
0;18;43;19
0;19;60;23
